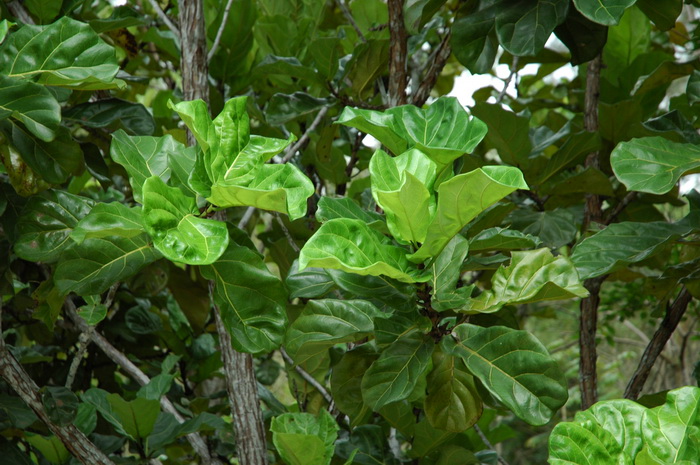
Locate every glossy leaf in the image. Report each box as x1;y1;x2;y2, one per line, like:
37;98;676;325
410;166;528;262
495;0;569;56
0;75;60;142
424;350;482;432
636;0;682;31
331;346;377;426
315;196;386;232
285;299;384;365
201;243;288;354
467;249;588;313
15;190;94;263
573;0;635;25
71;202;144;243
10;124;83;184
642;386;700;463
508;208;579;249
336;106;407;155
443;323;568;425
549;421;630;465
142;176;229;265
299;218;429;283
431;234;472;311
286;261;335;299
611;137;700;195
469;227;541;251
571;221;692;280
63;98;155;136
0;17;120;89
361;330;434;410
271;410;339;465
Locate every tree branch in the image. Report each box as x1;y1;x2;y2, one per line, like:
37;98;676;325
624;287;693;400
413;31;452;107
280;348;333;405
387;0;408;106
146;0;180;38
280;106;329;164
474;424;510;465
179;0;209;145
336;0;366;43
207;0;235;62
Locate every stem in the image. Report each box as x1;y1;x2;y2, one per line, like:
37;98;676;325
280;107;329;164
413;31;452;107
146;0;180;38
624;288;693;400
280;348;333;405
474;424;510;465
387;0;408;106
207;0;235;62
336;0;366;43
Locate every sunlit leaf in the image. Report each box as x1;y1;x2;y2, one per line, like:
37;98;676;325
271;410;339;465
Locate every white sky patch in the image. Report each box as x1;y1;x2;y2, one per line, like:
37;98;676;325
110;0;127;5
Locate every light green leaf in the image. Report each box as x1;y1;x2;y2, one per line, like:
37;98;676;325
106;394;160;439
586;400;646;459
0;20;11;43
571;221;692;280
642;386;700;463
77;301;107;326
10;123;83;184
299;218;429;283
26;434;69;465
15;190;94;263
142;176;229;265
201;243;288;354
443;323;568;425
285;299;384;365
425;350;482;432
0;17;120;89
611;137;700;195
469;227;542;251
336;106;407;155
55;234;161;295
410;166;528;262
315;196;386;231
0;75;60;142
573;0;635;25
496;0;569;55
431;234;472;311
549;421;631;465
220;135;294;184
137;374;174;401
71;203;144;244
271;410;339;465
361;330;434;410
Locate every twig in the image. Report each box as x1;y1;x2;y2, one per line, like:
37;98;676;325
413;31;452;107
146;0;180;38
238;207;256;229
474;424;510;465
65;332;91;389
604;191;637;225
274;213;301;253
336;0;366;43
496;56;519;104
387;0;408;107
280;348;333;405
207;0;235;61
6;1;34;24
280;107;330;164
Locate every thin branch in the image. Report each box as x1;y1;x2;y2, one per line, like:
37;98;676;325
387;0;408;106
238;206;256;229
207;0;235;62
274;213;300;253
65;332;91;389
6;1;34;24
624;287;693;400
336;0;366;43
280;106;330;164
496;56;519;104
146;0;180;38
604;191;637;225
413;31;452;107
474;424;510;465
280;348;333;405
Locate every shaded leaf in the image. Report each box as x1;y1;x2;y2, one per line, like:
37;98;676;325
315;196;386;231
0;75;60;141
469;227;541;251
10;123;83;184
431;234;472;311
71;202;144;244
508;208;579;248
63;98;155;136
106;394;160;439
495;0;569;56
266;92;330;125
331;346;377;426
573;0;635;25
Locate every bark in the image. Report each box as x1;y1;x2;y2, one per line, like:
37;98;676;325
387;0;408;106
413;31;452;107
624;288;693;400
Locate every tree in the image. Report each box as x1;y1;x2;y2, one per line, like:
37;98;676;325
0;1;699;465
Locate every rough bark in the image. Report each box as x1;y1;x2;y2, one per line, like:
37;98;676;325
387;0;408;106
624;288;693;400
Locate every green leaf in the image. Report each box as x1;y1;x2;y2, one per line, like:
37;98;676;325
142;176;229;265
41;387;78;427
495;0;569;56
571;221;692;280
0;17;120;89
424;350;482;432
508;208;579;249
361;330;434;410
431;234;471;311
286;261;335;299
106;394;160;439
271;410;339;465
125;306;163;334
26;434;69;465
63;98;155;136
331;346;377;426
77;301;107;325
611;137;700;195
285;299;384;365
266;92;330;125
0;20;12;44
451;5;498;74
688;70;700;106
443;323;568;425
0;75;60;142
15;190;94;263
642;386;700;463
549;421;631;465
466;249;588;313
137;374;174;401
410;166;528;263
345;39;390;96
299;218;429;283
554;7;609;65
10;123;83;184
88;6;144;33
71;203;145;244
471;102;531;166
636;0;682;31
24;0;62;23
469;227;542;251
370;149;435;244
315;196;386;231
254;55;325;86
336;106;407;156
573;0;635;25
586;400;646;459
0;437;36;465
55;234;161;295
201;243;288;354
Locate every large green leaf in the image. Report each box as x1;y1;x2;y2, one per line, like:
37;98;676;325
14;190;94;263
443;324;568;425
508;208;579;249
63;98;155;136
642;386;700;463
549;421;631;465
466;249;588;313
0;75;59;142
331;346;377;426
571;221;692;280
573;0;635;25
336;106;407;155
271;410;339;465
10;123;83;184
410;166;528;262
468;227;541;251
71;202;144;243
470;102;531;166
55;233;161;295
370;149;435;244
0;17;120;89
424;350;482;432
142;176;228;265
431;234;472;311
315;196;386;232
201;243;288;354
106;394;160;440
495;0;569;56
299;218;429;283
361;330;434;410
611;137;700;195
285;299;384;365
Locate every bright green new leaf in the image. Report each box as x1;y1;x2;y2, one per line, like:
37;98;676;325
361;330;434;410
410;165;528;262
142;176;229;265
15;190;94;263
219;135;294;184
0;75;60;142
585;400;646;459
25;434;69;465
71;203;144;244
549;421;630;465
495;0;569;56
0;17;120;89
443;324;568;425
201;243;288;354
571;221;692;280
466;249;588;313
611;137;700;195
642;386;700;463
424;350;482;432
0;20;11;43
271;410;339;465
106;394;160;439
55;234;161;295
285;299;384;365
469;227;541;251
573;0;635;25
299;218;429;283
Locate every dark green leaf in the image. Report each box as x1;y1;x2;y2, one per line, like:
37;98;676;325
10;124;83;184
469;227;541;251
431;234;471;311
331;346;377;426
125;306;163;334
41;387;78;427
106;394;160;439
573;0;635;25
688;70;700;106
636;0;682;31
25;0;62;23
88;6;144;33
495;0;569;56
554;7;608;65
286;261;335;299
471;102;531;165
315;197;386;231
71;202;144;243
63;98;155;136
0;75;60;141
254;55;325;86
508;208;579;248
266;92;330;125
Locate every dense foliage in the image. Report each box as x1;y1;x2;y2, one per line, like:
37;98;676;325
1;1;699;464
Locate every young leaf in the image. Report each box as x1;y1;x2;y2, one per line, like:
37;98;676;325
271;410;339;465
443;324;568;425
71;203;144;243
142;176;229;265
642;386;700;463
0;75;60;142
299;218;429;283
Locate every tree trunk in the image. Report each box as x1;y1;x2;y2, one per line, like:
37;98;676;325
387;0;408;106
